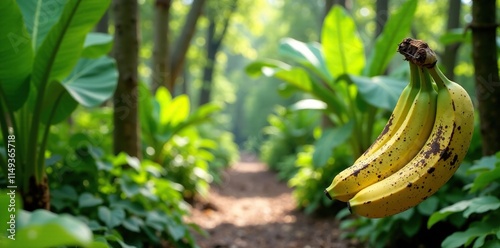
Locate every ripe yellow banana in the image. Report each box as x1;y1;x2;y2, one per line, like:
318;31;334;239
347;66;474;218
360;62;421;156
325;64;437;202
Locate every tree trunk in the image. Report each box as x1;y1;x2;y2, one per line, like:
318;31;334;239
199;20;217;105
112;0;141;158
151;0;171;93
169;0;206;93
442;0;461;80
472;0;500;156
375;0;388;37
198;0;237;106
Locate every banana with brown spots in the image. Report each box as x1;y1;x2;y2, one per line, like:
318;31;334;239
347;65;474;218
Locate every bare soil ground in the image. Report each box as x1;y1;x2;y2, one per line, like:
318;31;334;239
187;155;362;248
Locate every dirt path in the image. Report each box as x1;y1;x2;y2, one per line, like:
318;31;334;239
188;156;360;248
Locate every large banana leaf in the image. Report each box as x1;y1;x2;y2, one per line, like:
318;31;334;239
32;0;110;91
40;57;117;125
278;38;333;82
63;57;117;108
349;75;407;111
82;33;114;58
322;6;365;78
16;0;66;50
363;0;417;76
0;0;33;111
246;60;313;92
312;121;354;168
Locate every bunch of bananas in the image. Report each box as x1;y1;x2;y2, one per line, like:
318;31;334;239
325;38;475;218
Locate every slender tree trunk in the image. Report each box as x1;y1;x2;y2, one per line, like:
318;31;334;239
375;0;388;37
442;0;461;80
112;0;141;158
472;0;500;155
199;20;217;105
169;0;206;93
151;0;171;93
198;0;236;106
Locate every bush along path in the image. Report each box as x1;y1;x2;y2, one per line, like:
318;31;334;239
187;154;362;248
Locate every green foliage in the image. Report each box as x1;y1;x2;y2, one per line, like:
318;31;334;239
0;0;116;194
46;144;201;247
139;84;238;197
290;145;352;214
260;106;320;180
247;2;416;159
427;152;500;248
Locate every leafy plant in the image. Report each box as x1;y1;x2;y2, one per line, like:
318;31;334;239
427;153;500;248
245;1;418;214
246;1;417;161
139;85;233;197
0;0;116;210
260;105;320;180
289;144;352;214
46;141;202;248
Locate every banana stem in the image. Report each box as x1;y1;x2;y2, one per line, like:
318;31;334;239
427;66;448;90
418;65;434;91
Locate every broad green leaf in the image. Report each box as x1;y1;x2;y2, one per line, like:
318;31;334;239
122;216;144;233
363;0;417;76
470;166;500;192
78;193;103;208
274;68;314;92
442;220;499;248
40;56;117;124
160;94;190;128
166;218;186;241
51;185;79;201
32;0;110;90
16;0;65;50
0;0;33;111
145;211;167;231
467;155;497;174
289;99;327;111
349;75;407;110
120;178;140;197
81;32;113;58
312;121;354;168
322;6;365;78
245;59;292;77
428;199;473;229
110;200;147;217
463;196;500;217
62;57;118;107
98;206;125;229
14;210;92;248
279;38;332;81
